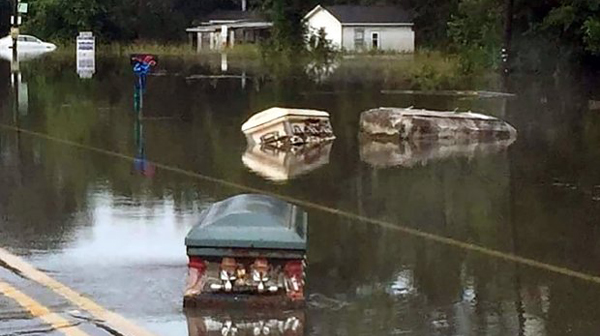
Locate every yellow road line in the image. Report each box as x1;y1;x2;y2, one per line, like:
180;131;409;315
0;248;158;336
2;124;600;286
0;280;91;336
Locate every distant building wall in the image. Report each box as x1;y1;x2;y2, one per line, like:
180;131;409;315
306;9;342;48
341;26;414;52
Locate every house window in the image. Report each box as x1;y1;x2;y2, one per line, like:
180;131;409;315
354;28;364;49
371;32;380;49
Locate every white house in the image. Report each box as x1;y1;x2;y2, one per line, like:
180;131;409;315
304;5;415;52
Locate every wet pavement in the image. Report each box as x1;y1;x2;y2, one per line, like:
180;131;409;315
1;54;600;335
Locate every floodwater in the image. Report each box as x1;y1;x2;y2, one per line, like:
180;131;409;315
1;53;600;336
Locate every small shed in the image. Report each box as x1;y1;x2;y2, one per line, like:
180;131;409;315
304;5;415;52
186;10;272;51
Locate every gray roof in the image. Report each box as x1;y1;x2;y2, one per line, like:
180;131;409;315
185;194;307;250
324;5;413;24
203;10;265;22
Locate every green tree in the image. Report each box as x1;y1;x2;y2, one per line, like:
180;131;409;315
308;27;336;59
263;0;307;54
583;17;600;54
24;0;112;40
534;1;600;55
0;0;10;36
407;0;459;48
448;0;504;73
21;0;236;41
503;0;600;71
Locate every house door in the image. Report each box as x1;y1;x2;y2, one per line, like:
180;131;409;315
371;32;380;49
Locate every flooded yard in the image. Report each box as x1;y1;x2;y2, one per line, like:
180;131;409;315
1;53;600;335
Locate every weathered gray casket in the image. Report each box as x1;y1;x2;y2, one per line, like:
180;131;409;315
184;194;307;308
360;107;517;141
242;143;333;182
359;107;517;167
241;107;335;148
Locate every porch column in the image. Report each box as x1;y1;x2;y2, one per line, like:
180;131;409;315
230;29;235;48
209;32;215;50
220;25;228;49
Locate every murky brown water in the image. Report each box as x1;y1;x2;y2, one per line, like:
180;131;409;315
1;54;600;335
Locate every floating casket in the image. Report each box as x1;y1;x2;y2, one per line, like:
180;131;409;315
184;194;307;308
360;107;517;141
241;107;335;148
242;142;333;182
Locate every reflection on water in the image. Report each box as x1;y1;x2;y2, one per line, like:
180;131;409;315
133;116;156;177
49;189;194;266
0;55;600;335
242;143;332;182
0;49;53;62
186;309;304;336
359;137;516;168
9;72;28;117
4;53;30;120
133;76;155;177
77;50;95;79
221;53;228;72
305;60;339;83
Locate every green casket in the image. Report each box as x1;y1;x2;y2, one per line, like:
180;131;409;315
184;194;308;308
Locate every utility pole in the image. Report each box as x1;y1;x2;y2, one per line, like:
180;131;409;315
501;0;514;92
502;0;514;75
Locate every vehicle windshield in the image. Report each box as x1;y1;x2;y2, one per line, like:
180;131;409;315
18;35;42;43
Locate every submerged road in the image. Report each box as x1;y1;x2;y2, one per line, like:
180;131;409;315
1;124;600;285
2;123;600;335
0;247;158;336
4;53;600;335
0;279;91;336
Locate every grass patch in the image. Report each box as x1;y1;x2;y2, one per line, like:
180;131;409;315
43;42;495;90
52;41;262;59
336;49;497;90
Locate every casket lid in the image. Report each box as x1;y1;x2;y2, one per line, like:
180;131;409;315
241;107;330;132
185;194;307;250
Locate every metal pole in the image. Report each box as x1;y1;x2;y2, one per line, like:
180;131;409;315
502;0;514;75
12;0;18;61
